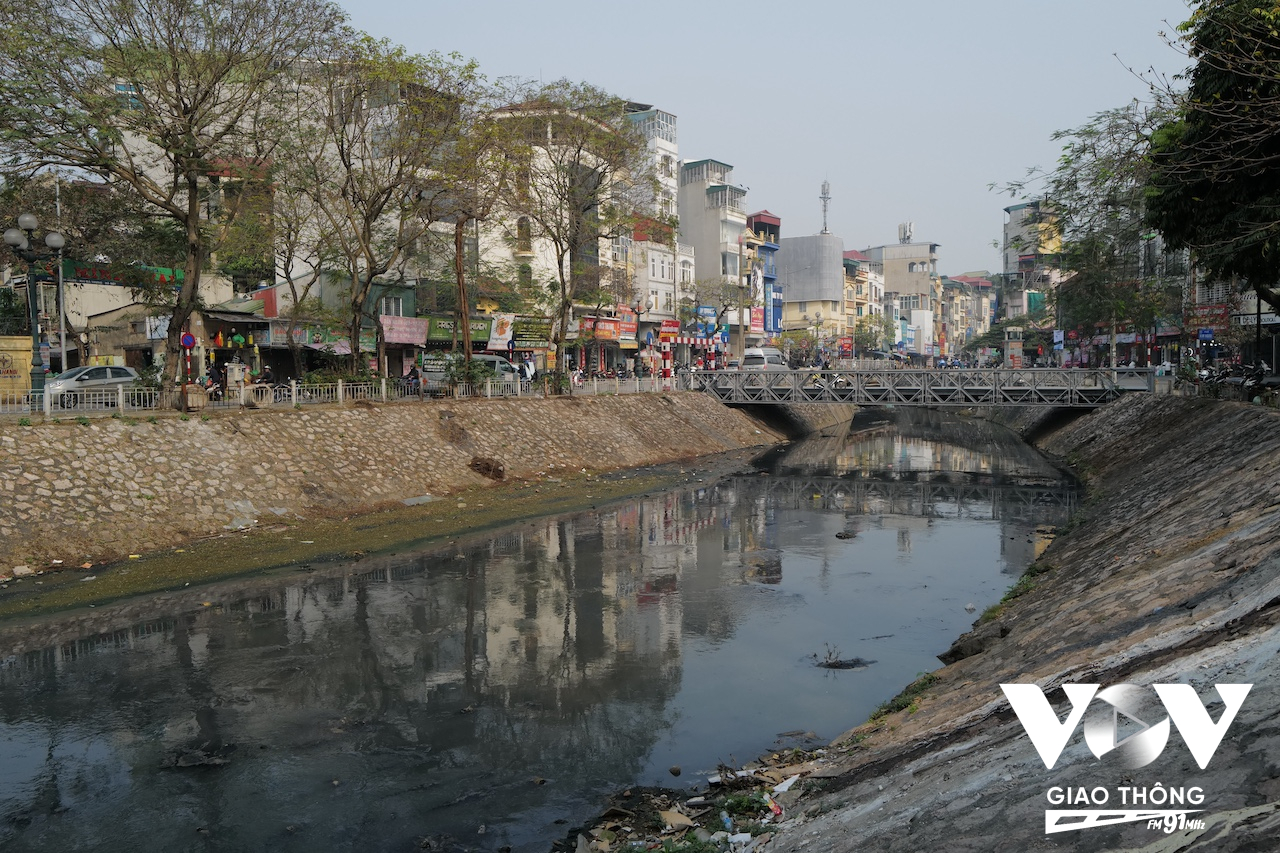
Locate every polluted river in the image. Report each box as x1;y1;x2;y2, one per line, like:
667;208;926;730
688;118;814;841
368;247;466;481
0;409;1078;852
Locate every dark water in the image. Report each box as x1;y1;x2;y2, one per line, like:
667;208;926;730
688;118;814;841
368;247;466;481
0;410;1076;852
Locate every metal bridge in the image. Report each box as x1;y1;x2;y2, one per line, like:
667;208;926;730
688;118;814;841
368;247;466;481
691;368;1141;407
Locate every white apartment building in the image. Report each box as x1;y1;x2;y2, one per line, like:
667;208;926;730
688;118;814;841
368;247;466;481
677;159;747;289
625;104;692;325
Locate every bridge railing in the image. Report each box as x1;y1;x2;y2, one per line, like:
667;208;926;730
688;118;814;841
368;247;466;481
691;368;1122;407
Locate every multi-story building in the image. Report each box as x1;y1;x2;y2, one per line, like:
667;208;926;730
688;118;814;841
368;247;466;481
677;159;748;289
777;233;846;340
746;211;782;338
939;276;993;358
841;250;888;354
863;233;942;358
1002;201;1062;319
625;104;691;355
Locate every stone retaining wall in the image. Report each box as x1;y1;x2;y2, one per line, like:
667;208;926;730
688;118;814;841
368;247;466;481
0;392;792;569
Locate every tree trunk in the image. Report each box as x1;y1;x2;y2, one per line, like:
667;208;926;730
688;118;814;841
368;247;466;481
455;220;472;364
161;170;204;402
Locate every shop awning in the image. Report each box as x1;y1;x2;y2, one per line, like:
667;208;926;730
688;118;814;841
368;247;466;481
205;310;269;325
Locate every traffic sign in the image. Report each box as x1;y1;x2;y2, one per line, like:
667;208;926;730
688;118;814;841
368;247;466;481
180;333;196;349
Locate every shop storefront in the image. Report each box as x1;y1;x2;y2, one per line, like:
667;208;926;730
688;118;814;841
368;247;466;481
380;315;429;377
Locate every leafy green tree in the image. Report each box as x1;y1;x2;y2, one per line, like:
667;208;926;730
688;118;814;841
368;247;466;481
853;313;894;353
1000;101;1185;365
0;0;345;387
1145;0;1280;312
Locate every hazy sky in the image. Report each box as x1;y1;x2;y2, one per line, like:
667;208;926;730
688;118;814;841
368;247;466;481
338;0;1192;276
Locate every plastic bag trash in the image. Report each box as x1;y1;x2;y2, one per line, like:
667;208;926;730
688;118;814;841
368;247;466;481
773;774;801;793
728;833;753;844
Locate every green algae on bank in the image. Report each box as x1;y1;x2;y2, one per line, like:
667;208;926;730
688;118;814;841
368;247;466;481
0;451;763;618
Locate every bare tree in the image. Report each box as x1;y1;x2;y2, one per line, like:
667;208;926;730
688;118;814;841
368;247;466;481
283;37;485;373
493;81;660;377
0;0;346;388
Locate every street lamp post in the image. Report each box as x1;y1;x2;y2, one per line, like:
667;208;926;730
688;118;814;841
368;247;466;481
4;214;66;396
632;294;653;375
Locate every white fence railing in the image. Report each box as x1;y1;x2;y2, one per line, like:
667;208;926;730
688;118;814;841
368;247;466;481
0;374;693;418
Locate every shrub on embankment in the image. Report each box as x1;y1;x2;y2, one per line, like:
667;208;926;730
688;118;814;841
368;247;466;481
0;393;801;570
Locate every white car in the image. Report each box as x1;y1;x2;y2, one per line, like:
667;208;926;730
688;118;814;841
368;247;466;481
46;365;141;406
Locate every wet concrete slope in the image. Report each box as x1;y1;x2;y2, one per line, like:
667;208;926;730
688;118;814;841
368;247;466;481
769;395;1280;852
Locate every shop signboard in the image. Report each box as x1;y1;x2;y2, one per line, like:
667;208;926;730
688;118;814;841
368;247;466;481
1185;303;1231;333
427;315;492;342
382;315;429;346
615;307;638;340
486;313;515;351
750;307;764;333
576;317;620;340
267;320;311;345
512;316;552;349
61;260;184;285
308;326;375;353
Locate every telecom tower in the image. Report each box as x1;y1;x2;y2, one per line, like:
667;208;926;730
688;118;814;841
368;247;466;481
819;180;831;234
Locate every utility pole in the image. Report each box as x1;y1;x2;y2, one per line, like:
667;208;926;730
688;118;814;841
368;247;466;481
737;233;746;361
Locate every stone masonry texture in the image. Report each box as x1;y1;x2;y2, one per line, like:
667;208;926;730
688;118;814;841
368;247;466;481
0;393;849;569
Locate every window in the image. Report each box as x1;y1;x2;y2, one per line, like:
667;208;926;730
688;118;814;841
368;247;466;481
380;296;403;317
798;302;807;313
115;83;142;110
516;217;531;253
519;264;533;289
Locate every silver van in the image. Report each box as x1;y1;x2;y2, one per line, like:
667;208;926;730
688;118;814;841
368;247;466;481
742;347;787;371
423;353;519;379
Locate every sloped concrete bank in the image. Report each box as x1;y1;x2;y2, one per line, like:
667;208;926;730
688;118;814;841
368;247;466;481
0;393;839;572
769;395;1280;852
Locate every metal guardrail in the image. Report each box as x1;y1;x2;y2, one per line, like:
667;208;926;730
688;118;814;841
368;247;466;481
0;373;696;418
691;368;1128;407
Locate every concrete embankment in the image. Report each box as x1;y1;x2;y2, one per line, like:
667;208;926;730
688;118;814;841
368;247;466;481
0;394;851;573
771;394;1280;852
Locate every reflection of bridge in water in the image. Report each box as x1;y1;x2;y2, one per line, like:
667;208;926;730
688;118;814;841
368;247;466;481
695;368;1136;407
734;474;1078;523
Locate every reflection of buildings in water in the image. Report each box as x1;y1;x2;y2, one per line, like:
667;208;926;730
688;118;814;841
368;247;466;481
836;433;998;477
0;489;750;837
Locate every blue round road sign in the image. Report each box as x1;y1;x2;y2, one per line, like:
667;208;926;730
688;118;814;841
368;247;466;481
181;333;196;349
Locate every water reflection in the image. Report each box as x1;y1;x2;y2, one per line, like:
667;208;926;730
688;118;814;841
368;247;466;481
0;410;1076;852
